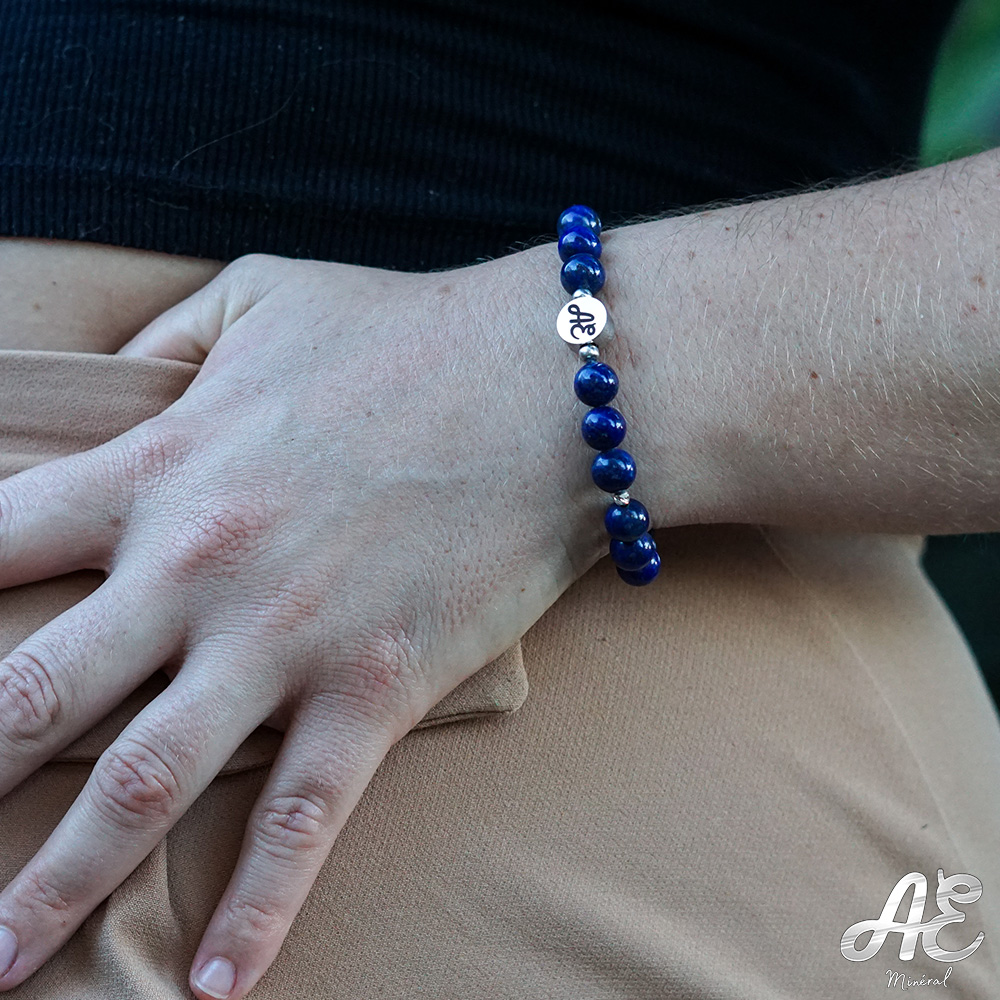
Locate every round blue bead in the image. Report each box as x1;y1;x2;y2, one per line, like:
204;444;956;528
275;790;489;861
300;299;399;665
558;226;601;262
591;448;636;492
557;205;602;239
560;253;605;294
604;499;650;541
617;549;661;586
610;532;657;570
581;405;626;450
574;362;618;406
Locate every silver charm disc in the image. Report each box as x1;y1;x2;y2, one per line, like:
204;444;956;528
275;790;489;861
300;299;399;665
556;294;609;346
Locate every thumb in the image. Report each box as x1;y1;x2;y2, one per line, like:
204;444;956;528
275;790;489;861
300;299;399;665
115;255;264;363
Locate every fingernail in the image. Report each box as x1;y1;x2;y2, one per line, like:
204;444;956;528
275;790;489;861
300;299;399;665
0;925;17;978
193;955;236;998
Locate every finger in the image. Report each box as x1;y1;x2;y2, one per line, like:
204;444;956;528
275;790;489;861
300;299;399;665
189;698;395;1000
115;255;273;364
0;448;125;588
0;570;181;795
0;647;273;992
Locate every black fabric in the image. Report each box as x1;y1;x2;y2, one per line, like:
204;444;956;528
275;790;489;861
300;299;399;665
0;0;959;269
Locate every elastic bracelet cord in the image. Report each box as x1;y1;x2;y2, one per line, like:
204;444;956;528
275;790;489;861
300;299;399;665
555;204;661;586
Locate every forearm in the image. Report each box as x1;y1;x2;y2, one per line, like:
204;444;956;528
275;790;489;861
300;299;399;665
513;152;1000;535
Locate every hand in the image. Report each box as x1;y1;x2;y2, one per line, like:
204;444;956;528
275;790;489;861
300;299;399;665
0;250;605;997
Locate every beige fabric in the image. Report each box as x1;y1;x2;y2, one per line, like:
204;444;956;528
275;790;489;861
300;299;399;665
0;348;998;998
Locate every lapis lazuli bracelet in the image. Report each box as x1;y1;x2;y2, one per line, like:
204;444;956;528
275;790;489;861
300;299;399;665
556;204;660;586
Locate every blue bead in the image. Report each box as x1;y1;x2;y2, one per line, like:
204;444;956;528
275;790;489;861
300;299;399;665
558;226;601;262
591;448;636;492
604;499;650;541
560;253;605;294
574;362;618;406
557;204;602;239
617;549;661;586
610;532;657;570
581;405;626;450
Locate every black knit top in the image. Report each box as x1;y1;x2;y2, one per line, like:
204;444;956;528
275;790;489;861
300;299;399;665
0;0;958;270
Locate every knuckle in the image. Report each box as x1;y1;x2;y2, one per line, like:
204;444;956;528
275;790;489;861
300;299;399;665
226;252;269;273
122;425;193;487
253;792;330;859
223;253;280;303
350;651;406;704
161;499;278;580
18;869;74;919
254;570;331;638
0;649;63;751
223;894;285;939
105;425;193;513
91;739;184;829
337;624;424;724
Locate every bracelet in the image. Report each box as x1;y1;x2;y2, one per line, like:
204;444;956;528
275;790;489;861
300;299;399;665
555;204;660;586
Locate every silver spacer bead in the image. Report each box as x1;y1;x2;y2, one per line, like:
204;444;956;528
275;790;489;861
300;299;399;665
612;491;631;506
571;287;591;298
578;343;600;363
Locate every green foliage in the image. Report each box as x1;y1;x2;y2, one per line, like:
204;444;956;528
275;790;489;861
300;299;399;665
918;1;1000;696
921;0;1000;165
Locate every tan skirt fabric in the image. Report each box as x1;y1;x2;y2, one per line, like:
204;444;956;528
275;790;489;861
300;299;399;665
1;348;998;999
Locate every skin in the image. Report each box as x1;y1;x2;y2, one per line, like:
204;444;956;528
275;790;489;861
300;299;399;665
0;147;997;998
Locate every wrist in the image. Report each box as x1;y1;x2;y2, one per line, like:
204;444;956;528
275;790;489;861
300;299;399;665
518;215;749;534
444;246;610;583
470;224;693;573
